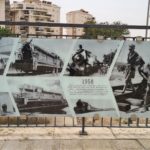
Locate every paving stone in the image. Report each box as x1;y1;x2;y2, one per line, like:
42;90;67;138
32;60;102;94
111;140;145;150
138;139;150;149
1;140;30;150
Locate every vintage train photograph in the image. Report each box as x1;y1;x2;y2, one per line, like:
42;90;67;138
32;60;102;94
71;98;117;117
110;41;150;117
7;77;70;115
6;38;73;76
64;39;120;76
0;37;16;75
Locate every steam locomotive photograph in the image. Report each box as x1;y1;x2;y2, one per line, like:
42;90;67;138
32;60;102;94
6;38;73;76
7;77;70;115
64;39;120;76
110;41;150;117
0;37;16;75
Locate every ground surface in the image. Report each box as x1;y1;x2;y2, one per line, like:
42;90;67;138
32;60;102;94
0;127;149;149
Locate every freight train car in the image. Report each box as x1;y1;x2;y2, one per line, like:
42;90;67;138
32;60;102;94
13;40;63;74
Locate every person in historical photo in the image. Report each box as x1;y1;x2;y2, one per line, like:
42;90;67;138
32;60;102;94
65;40;118;76
7;38;68;77
110;42;150;115
7;78;70;115
0;93;17;116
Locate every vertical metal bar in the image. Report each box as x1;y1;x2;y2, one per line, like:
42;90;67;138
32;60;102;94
136;118;139;127
146;118;149;127
72;117;74;127
64;117;65;127
54;117;56;127
26;116;28;127
45;117;47;127
79;117;88;135
92;117;95;127
146;0;150;38
110;117;112;127
17;117;19;127
8;117;10;127
128;118;131;127
36;117;38;127
101;117;103;127
119;117;122;127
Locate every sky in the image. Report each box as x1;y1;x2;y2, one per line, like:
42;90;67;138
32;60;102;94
9;0;149;36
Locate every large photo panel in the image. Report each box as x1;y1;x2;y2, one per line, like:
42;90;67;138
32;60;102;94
110;41;150;117
61;77;119;117
7;38;74;77
0;37;18;76
7;77;71;116
63;39;123;77
0;77;19;116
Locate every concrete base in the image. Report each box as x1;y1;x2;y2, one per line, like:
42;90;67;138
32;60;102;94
79;131;88;135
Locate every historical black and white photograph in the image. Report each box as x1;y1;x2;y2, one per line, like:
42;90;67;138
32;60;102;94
110;41;150;117
64;39;121;76
7;77;70;116
71;98;117;117
0;37;16;75
7;38;73;77
61;77;119;117
0;92;18;116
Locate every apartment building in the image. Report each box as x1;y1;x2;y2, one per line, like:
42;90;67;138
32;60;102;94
10;0;62;36
66;9;95;36
0;0;10;27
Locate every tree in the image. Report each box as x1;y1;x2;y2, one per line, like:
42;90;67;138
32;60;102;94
0;27;12;36
82;21;130;39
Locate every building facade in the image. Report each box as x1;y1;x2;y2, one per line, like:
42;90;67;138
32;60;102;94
66;9;95;37
0;0;10;27
10;0;62;36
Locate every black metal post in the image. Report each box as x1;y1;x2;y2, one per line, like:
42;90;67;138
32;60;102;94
145;0;150;38
79;117;88;135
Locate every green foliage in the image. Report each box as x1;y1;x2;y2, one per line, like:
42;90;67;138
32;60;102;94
0;26;12;36
82;21;130;39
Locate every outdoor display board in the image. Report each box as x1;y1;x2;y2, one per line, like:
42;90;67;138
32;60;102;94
0;37;149;118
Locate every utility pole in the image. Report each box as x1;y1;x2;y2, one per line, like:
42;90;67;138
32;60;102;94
145;0;150;38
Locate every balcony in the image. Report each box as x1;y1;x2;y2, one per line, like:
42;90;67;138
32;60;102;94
26;7;34;9
24;11;29;15
35;27;44;33
20;26;28;31
45;13;52;17
46;29;54;33
20;17;28;21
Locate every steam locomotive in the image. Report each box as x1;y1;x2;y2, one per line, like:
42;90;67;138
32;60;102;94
13;40;63;74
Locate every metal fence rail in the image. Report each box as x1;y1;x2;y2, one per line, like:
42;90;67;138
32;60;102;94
0;116;149;129
0;21;150;29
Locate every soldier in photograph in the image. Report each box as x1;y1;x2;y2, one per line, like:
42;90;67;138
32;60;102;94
122;44;139;93
122;64;135;93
